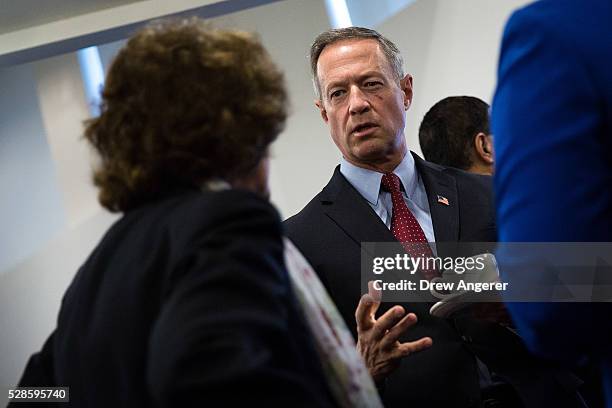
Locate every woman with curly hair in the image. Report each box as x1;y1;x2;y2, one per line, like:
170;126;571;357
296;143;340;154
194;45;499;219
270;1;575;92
12;19;336;407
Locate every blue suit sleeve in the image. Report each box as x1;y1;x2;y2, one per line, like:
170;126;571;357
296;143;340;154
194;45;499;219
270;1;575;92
492;5;612;362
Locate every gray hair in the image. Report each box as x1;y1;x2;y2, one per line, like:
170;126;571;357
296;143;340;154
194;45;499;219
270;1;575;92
310;27;405;99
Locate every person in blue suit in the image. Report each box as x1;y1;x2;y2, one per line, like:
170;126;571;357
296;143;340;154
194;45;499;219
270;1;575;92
492;0;612;406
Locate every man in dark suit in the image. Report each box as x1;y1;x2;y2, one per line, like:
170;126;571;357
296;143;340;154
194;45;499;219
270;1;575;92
285;27;585;407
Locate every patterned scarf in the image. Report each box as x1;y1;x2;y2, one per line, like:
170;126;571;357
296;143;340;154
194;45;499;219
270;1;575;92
284;239;383;408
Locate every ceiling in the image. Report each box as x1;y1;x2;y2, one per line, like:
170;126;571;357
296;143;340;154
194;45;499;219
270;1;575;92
0;0;281;66
0;0;145;35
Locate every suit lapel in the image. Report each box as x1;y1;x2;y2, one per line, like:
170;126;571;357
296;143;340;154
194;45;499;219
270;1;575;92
319;167;395;249
412;153;460;243
320;157;460;245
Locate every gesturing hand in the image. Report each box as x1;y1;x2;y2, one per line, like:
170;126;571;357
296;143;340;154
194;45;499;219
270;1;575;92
355;283;432;384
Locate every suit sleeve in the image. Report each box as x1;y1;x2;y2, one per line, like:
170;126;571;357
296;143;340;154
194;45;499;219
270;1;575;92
146;194;328;407
492;6;612;362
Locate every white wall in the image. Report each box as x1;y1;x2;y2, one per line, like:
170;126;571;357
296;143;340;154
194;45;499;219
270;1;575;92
376;0;532;155
0;210;118;390
0;53;120;390
34;53;103;228
0;64;66;273
0;0;532;392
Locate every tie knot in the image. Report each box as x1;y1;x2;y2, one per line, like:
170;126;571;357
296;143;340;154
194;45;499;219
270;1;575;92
381;173;401;193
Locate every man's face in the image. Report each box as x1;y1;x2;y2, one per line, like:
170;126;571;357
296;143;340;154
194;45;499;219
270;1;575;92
315;39;412;170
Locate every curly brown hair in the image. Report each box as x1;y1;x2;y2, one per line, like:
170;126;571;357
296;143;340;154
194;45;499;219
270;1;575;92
85;19;287;212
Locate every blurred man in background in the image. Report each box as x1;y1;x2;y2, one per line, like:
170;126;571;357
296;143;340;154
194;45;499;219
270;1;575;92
419;96;493;175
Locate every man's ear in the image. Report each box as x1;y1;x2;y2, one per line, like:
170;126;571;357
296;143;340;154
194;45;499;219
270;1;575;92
400;74;413;111
474;133;494;164
315;99;329;123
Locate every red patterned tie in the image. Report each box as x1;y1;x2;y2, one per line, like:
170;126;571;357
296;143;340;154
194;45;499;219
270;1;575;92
381;173;438;280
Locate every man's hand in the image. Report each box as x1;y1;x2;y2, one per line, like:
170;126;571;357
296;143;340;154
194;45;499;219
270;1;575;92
355;283;432;384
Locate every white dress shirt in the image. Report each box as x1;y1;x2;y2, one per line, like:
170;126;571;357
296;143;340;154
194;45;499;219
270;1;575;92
339;152;436;243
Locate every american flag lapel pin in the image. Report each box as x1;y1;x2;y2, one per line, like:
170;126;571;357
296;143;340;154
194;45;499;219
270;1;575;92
437;195;450;206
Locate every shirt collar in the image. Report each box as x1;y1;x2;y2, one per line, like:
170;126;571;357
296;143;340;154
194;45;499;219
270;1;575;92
394;151;418;199
339;152;418;205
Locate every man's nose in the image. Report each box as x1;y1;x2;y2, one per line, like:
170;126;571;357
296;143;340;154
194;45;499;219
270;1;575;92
348;87;371;115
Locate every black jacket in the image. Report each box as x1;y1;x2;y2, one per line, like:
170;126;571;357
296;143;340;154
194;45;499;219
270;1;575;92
285;153;583;408
14;189;334;407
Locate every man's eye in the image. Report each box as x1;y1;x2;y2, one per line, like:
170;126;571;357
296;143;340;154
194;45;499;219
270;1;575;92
365;81;382;87
330;89;345;99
